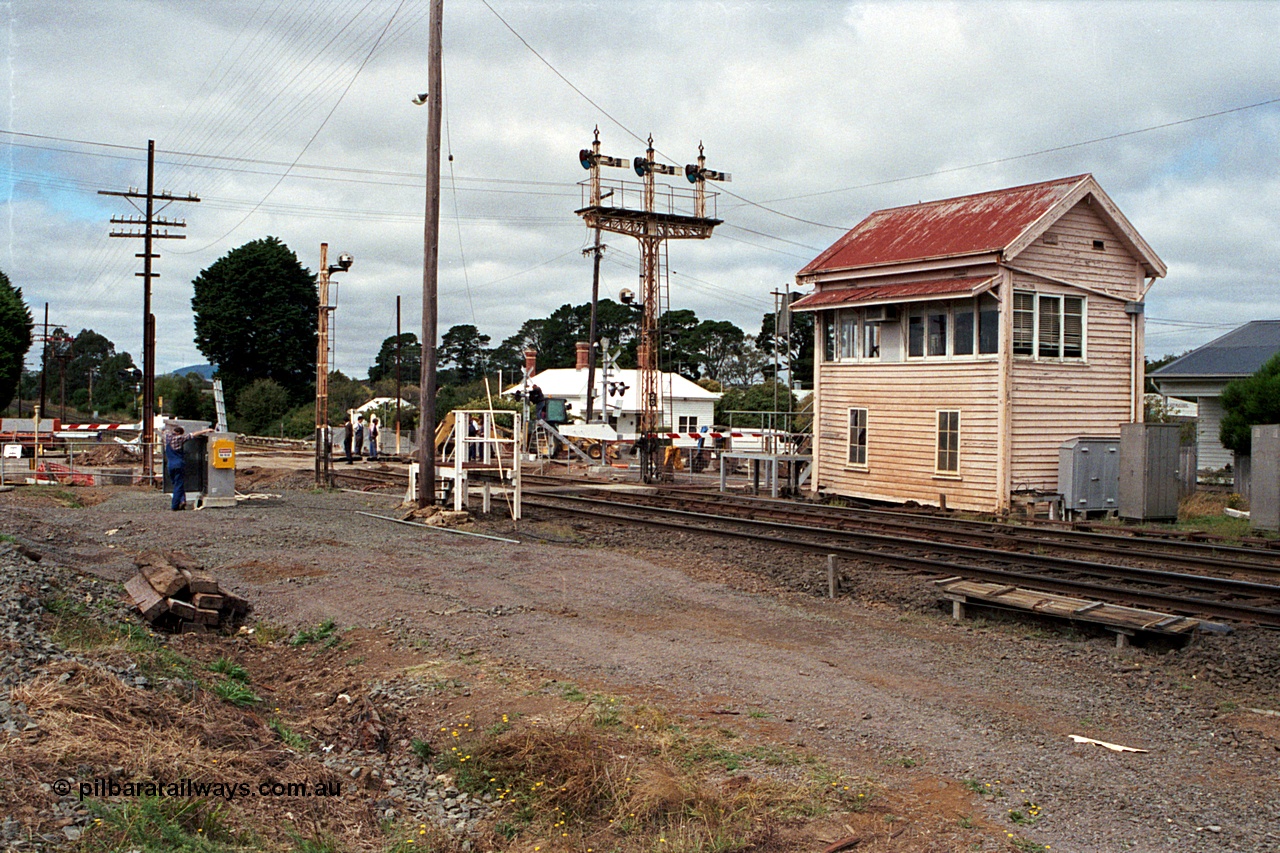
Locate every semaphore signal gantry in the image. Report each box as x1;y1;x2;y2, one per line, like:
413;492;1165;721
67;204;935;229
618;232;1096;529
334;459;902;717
574;127;729;483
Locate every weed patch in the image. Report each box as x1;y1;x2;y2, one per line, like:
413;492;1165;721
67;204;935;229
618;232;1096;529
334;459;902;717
207;657;249;682
268;718;308;751
289;619;337;647
79;796;246;852
210;679;260;708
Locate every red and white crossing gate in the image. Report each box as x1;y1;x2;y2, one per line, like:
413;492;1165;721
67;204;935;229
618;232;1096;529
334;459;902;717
63;422;136;431
654;430;776;441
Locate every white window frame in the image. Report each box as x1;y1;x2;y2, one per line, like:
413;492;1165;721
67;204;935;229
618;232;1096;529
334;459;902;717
678;415;697;432
837;309;859;360
935;409;960;476
905;299;995;361
847;407;868;468
1013;290;1086;360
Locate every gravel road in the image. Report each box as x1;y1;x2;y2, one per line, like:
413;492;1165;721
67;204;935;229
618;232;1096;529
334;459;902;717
3;485;1278;852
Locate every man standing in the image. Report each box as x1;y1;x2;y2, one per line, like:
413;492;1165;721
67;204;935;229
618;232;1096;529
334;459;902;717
163;423;213;511
353;414;366;459
342;412;354;464
528;384;546;422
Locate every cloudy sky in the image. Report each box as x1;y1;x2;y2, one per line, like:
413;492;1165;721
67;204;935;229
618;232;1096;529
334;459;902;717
3;0;1278;378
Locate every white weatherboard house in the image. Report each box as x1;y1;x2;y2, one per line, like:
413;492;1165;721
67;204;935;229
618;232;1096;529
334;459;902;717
792;174;1165;513
1149;320;1280;471
505;348;719;445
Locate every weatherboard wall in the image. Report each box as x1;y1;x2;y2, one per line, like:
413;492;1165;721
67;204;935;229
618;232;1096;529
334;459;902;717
814;361;1001;512
1010;201;1146;299
1004;200;1145;492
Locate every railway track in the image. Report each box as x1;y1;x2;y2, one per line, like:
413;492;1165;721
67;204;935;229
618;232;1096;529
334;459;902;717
320;465;1280;626
519;488;1280;628
578;487;1280;580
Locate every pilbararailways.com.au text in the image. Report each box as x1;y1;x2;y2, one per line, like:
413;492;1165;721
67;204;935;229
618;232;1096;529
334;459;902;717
58;777;344;802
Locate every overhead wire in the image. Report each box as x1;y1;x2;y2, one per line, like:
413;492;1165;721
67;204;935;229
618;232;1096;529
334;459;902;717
760;95;1280;206
175;0;410;253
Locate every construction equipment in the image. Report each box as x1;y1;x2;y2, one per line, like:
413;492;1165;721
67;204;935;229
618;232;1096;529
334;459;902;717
433;410;456;454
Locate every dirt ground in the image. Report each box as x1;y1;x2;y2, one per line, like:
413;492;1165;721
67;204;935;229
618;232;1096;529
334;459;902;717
2;472;1279;853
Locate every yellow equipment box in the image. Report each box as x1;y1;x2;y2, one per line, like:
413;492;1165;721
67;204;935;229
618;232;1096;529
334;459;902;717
211;437;236;469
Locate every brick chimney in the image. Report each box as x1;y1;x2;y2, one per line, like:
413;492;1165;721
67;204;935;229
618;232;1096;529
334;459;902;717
575;341;590;370
523;348;537;375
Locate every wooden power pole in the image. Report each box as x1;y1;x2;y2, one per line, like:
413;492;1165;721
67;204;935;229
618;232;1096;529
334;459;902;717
99;140;199;484
417;0;443;508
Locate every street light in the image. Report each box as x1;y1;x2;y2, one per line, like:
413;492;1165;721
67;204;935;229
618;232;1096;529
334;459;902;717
315;243;353;487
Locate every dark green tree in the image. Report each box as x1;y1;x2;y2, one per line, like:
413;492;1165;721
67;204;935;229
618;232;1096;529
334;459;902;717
191;236;317;405
439;324;491;383
594;298;640;352
659;309;702;379
715;380;798;427
236;378;291;435
490;319;547;376
64;329;119;407
157;372;210;421
84;353;141;417
1219;353;1280;455
1145;351;1189;393
539;303;590;368
368;332;421;384
690;320;745;383
326;371;371;422
0;269;34;411
756;308;815;389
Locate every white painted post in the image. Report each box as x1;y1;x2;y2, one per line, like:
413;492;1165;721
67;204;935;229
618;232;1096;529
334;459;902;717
454;467;465;512
513;412;522;521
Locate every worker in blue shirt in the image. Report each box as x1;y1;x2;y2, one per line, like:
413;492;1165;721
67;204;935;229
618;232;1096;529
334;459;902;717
163;424;213;511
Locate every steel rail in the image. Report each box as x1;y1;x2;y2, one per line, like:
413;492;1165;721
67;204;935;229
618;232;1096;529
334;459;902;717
622;488;1280;575
533;491;1280;598
522;491;1280;627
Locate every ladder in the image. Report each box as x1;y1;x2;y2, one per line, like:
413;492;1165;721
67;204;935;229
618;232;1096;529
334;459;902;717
212;380;228;432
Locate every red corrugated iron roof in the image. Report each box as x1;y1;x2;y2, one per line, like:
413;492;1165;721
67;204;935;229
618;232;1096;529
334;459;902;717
799;175;1091;276
790;277;993;311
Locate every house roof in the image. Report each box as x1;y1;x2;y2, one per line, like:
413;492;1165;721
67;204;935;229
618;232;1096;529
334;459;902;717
790;276;995;312
355;396;415;413
1150;320;1280;380
798;174;1165;278
504;367;720;414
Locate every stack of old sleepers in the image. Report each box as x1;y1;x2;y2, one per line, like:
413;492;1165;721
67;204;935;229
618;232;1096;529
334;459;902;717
124;551;250;633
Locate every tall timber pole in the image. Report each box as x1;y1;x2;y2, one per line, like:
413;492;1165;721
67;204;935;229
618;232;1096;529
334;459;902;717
417;0;443;508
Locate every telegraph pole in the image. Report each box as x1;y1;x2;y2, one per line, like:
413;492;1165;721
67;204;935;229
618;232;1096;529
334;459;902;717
38;303;48;414
417;0;443;508
584;227;605;422
99;140;199;484
580;129;612;423
395;295;402;454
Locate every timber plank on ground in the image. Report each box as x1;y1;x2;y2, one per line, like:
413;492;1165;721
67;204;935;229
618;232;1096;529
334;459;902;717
936;577;1200;644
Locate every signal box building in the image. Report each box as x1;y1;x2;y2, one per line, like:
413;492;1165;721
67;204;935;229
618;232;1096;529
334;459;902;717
791;175;1165;512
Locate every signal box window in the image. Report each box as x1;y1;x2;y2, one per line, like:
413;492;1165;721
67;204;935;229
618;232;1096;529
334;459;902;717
936;410;960;474
847;407;868;467
1013;291;1086;359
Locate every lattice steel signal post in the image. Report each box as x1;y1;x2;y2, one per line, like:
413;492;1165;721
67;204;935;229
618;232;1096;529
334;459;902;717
575;129;728;482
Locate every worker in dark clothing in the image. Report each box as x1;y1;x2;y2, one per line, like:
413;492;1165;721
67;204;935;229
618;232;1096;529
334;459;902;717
353;414;366;458
342;412;354;464
528;384;546;422
163;424;213;511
